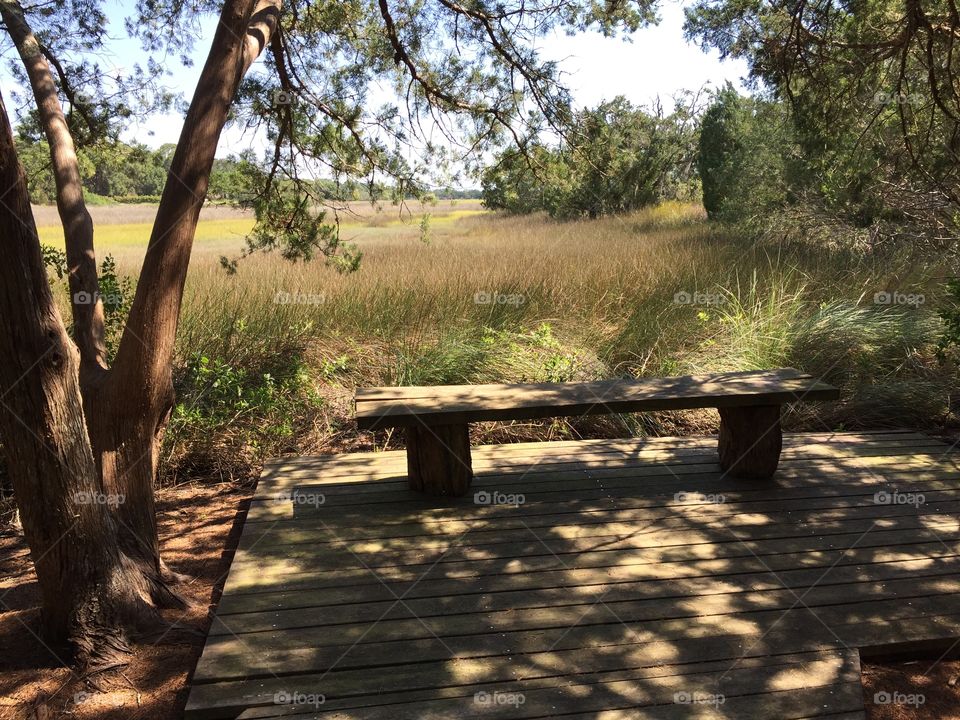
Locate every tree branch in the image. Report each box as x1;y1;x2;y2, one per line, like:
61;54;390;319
0;0;107;378
110;0;281;411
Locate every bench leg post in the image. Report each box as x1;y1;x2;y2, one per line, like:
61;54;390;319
406;424;473;496
718;405;782;479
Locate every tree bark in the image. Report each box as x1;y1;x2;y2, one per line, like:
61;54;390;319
0;0;282;663
0;91;162;671
0;0;107;378
98;0;281;582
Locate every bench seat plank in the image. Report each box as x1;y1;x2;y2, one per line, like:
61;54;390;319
356;368;839;430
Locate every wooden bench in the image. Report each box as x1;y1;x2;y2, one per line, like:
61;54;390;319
355;368;840;496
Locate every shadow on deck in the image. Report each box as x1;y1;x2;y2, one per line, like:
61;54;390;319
185;430;960;719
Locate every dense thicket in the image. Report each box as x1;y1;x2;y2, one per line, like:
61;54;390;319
696;85;793;222
686;0;960;248
481;96;701;219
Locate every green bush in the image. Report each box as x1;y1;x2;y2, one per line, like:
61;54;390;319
697;85;791;221
482;96;700;219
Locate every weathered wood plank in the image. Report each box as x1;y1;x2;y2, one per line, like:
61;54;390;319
259;436;950;487
228;504;960;576
220;520;959;596
354;367;813;402
261;431;928;477
186;432;959;720
230;649;862;719
355;370;839;429
203;648;861;719
217;538;960;611
238;489;960;552
249;447;960;508
190;605;959;693
210;564;960;635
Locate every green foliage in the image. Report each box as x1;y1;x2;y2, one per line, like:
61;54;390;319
82;141;167;197
39;247;134;360
684;0;960;244
166;351;323;479
696;86;791;221
385;323;596;387
678;271;947;426
482;96;701;219
15;137;58;203
97;255;134;360
16;135;255;206
418;213;432;245
40;244;68;279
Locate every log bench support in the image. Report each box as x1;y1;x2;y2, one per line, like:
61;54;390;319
718;404;783;480
406;423;473;496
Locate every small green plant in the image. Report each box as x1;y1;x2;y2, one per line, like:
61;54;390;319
419;213;432;245
41;244;68;279
97;255;135;360
164;350;323;481
319;354;351;380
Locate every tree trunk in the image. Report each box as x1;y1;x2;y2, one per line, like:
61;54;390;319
98;0;281;586
0;92;163;671
0;0;282;666
0;0;108;376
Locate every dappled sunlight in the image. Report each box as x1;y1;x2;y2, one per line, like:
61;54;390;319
187;430;960;717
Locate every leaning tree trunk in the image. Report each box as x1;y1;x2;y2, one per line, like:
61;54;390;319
0;0;281;666
0;92;162;671
96;0;281;584
2;0;281;593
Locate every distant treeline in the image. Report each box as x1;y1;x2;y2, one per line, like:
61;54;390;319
483;85;959;252
16;138;480;205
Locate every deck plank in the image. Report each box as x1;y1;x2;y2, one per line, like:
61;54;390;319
185;431;958;720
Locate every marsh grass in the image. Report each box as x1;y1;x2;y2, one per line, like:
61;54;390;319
47;201;953;481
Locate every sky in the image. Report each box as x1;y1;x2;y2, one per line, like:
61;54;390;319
537;1;747;109
5;0;748;157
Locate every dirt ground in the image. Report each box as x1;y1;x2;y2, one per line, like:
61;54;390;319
0;483;253;720
1;480;958;720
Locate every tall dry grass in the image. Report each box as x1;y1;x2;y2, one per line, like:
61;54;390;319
60;201;953;480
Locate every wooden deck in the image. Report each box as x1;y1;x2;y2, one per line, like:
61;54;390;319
186;430;960;719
